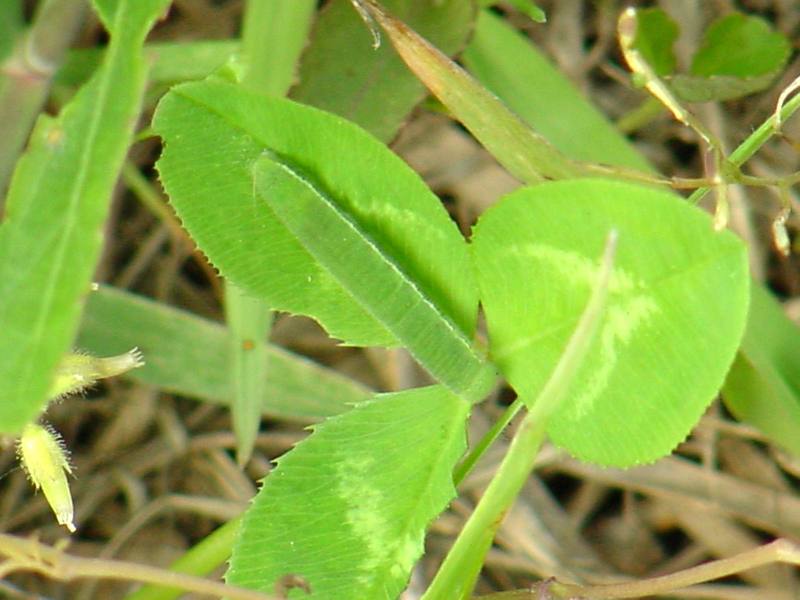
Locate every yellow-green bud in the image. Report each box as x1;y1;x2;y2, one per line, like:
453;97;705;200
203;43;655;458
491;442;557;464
49;347;144;399
16;348;145;532
17;423;75;532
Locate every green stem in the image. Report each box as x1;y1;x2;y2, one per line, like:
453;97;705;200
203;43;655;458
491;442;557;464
423;232;618;600
124;517;242;600
453;398;523;487
688;91;800;205
425;403;550;600
616;97;663;134
0;0;87;199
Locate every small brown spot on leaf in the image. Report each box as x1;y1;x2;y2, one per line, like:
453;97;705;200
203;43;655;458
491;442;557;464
275;573;312;597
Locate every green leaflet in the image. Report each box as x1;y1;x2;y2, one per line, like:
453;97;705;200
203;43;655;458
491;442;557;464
0;0;170;434
55;41;240;89
689;12;789;79
627;8;790;102
471;179;749;466
227;385;469;598
154;80;490;397
460;6;798;461
723;284;800;457
625;7;678;78
671;11;790;102
478;0;546;23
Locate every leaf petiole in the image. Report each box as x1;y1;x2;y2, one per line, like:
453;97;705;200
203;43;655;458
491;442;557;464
424;231;618;600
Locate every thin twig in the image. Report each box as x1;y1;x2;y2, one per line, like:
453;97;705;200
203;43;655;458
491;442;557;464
476;539;800;599
0;533;275;600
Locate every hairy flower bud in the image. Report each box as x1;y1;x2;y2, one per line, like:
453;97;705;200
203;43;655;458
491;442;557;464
17;348;145;532
18;423;74;532
49;347;145;399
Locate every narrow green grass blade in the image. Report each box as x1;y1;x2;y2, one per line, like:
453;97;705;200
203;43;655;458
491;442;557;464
252;155;495;401
77;286;368;421
463;10;652;172
55;41;240;89
0;0;170;434
292;0;475;142
225;285;271;464
227;385;469;598
242;0;315;97
225;0;318;466
362;0;580;182
0;0;87;197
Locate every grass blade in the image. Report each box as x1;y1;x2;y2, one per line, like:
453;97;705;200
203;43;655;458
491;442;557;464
0;0;170;434
252;155;495;401
292;0;475;142
463;10;652;172
360;0;580;182
77;286;369;421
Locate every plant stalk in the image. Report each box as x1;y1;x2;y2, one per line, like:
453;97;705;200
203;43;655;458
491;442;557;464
477;538;800;599
453;397;523;487
423;231;618;600
688;89;800;205
0;531;273;600
124;517;243;600
0;0;87;201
